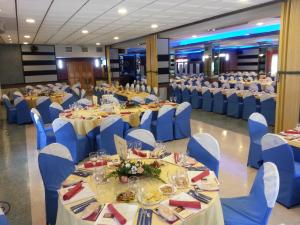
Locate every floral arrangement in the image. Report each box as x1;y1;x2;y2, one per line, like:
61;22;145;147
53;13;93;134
107;160;162;182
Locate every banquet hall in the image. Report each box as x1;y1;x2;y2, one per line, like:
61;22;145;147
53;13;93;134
0;0;300;225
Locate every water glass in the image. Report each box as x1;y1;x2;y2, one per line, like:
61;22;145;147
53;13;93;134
135;141;142;151
97;149;106;161
128;176;138;194
89;152;98;166
93;167;105;185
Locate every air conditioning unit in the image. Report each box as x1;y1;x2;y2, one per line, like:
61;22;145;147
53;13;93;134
0;21;5;34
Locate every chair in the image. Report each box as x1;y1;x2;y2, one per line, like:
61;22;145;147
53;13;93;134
187;133;220;176
2;95;17;124
151;105;175;142
96;116;124;155
49;102;63;122
247;113;268;169
139;109;153;131
262;134;300;208
181;87;191;103
36;96;52;124
242;91;259;120
125;129;156;150
14;97;32;125
13;91;23;99
213;90;227;114
260;94;275;126
30;108;55;150
226;91;243;118
61;93;76;109
174;86;182;104
52;118;90;163
77;98;92;107
81;89;86;98
71;87;81;101
202;88;213;112
131;96;145;105
190;88;202;109
145;95;158;104
174;102;192;139
62;85;71;93
222;162;279;225
38;143;75;225
0;208;9;225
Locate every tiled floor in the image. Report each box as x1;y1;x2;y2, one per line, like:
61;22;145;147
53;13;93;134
0;107;300;225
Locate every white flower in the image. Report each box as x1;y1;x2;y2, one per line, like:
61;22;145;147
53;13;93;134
131;166;137;174
125;163;131;168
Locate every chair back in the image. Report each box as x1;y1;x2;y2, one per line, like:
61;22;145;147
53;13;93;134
52;118;78;146
158;105;174;118
126;129;156;150
131;96;144;104
31;108;45;128
140;110;152;131
175;102;191;117
13;91;23;99
14;96;32;124
187;133;220;176
248;112;268;139
49;102;63;122
61;93;75;109
145;94;158;104
77;98;92;107
36;96;52;124
212;81;219;88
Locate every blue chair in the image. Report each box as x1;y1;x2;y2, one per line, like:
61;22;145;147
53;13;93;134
202;88;213;112
61;93;76;109
222;162;279;225
14;97;32;125
87;127;100;152
71;87;81;101
125;129;156;151
77;98;92;107
260;94;275;126
131;96;145;105
52;118;90;163
36;96;52;124
2;95;17;124
181;87;191;103
226;92;243;118
152;105;175;142
187;133;220;177
262;133;300;208
247;113;268;169
62;85;71;93
139;109;153;131
145;95;158;104
30;108;55;150
49;102;63;122
190;88;202;109
174;86;182;104
0;208;9;225
242;92;259;120
174;102;192;139
38;143;75;225
213;90;227;114
12;91;23;100
96;115;124;155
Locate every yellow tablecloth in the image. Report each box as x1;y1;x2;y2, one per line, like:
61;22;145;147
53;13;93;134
24;93;64;108
56;157;224;225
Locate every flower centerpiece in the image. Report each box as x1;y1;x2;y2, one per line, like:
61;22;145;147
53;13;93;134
107;160;162;183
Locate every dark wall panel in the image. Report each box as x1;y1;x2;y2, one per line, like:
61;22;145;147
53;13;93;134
0;44;24;84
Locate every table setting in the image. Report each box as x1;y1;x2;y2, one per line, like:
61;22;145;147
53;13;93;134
279;123;300;148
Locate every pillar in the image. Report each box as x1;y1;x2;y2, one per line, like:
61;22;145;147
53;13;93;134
105;46;120;84
275;0;300;132
203;44;213;77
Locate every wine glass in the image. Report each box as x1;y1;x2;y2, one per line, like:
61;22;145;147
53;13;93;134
89;152;98;166
128;176;138;194
97;149;106;162
135;141;142;151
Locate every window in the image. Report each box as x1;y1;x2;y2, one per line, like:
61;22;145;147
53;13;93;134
65;47;72;52
271;54;278;77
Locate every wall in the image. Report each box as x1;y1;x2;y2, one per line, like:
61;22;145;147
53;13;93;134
55;45;105;58
0;44;24;85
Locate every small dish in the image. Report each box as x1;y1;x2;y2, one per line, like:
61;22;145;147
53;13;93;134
159;184;177;195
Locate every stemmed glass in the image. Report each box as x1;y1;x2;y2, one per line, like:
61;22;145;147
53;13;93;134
127;142;134;156
89;152;98;167
135;141;142;151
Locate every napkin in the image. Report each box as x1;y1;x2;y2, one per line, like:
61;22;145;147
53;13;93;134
121;112;132;115
132;149;147;157
107;204;127;225
61;183;96;205
191;169;210;183
169;200;201;209
84;161;107;168
285;130;300;135
63;182;83;201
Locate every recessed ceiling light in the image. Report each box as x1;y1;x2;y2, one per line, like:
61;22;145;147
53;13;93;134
118;8;127;15
192;35;197;38
26;18;35;23
81;30;88;34
7;35;11;38
96;42;101;46
245;33;250;36
151;24;158;29
24;35;30;38
113;36;119;40
23;42;28;45
256;22;264;26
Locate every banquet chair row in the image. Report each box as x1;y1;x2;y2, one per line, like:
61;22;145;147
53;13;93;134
2;94;17;124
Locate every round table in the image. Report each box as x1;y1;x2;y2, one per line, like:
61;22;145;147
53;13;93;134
56;156;224;225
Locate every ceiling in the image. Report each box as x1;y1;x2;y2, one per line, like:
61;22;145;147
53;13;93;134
0;0;278;46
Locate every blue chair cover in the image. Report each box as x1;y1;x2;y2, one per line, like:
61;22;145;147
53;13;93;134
38;143;75;225
247;113;268;169
96;116;124;155
145;95;158;104
202;89;213;112
30;108;55;150
213;90;227;114
52;118;90;163
61;93;76;109
174;102;192;139
125;129;156;150
36;96;52;124
87;126;100;152
174;86;182;104
262;134;300;208
2;95;17;123
71;87;81;101
226;92;243;118
139;110;153;131
260;95;275;126
222;162;279;225
151;105;175;142
0;209;9;225
190;88;202;109
242;93;259;120
187;133;220;176
12;91;23;100
49;102;63;122
181;87;191;103
77;98;92;107
14;97;32;125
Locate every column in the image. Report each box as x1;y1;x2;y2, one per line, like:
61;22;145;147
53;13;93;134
275;0;300;132
105;46;120;84
203;44;213;77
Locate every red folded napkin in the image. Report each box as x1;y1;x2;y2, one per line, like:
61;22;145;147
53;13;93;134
82;207;101;221
132;149;147;157
285;130;300;135
120;112;131;115
63;182;83;201
191;169;210;183
84;161;107;168
65;113;72;117
169;200;201;209
107;204;127;225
